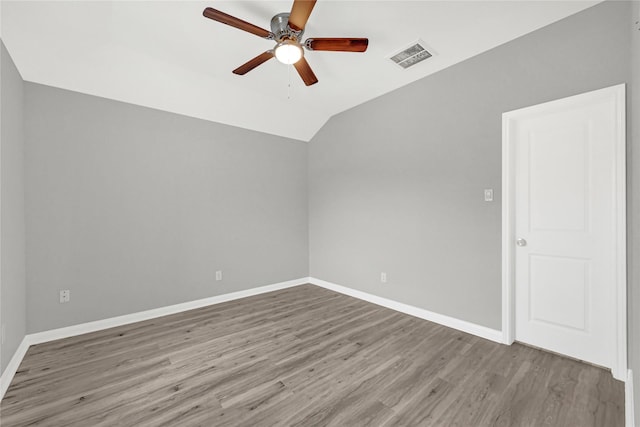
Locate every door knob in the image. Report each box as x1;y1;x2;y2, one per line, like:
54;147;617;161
516;238;527;247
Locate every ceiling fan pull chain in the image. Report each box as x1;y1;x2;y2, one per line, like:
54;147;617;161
287;63;292;100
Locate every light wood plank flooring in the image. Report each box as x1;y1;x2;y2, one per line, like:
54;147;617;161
1;284;624;426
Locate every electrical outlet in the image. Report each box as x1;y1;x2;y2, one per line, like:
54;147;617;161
59;289;70;303
215;271;223;281
484;189;494;202
381;272;387;283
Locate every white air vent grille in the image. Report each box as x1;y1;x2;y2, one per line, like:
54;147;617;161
390;42;432;69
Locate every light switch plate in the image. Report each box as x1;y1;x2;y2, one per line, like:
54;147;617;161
484;189;494;202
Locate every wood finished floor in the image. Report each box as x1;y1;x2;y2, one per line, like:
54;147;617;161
1;285;624;426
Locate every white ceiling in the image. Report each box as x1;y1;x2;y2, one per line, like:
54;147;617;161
1;1;599;141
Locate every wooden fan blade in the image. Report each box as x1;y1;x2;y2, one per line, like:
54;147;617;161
293;57;318;86
288;0;317;31
305;38;368;52
203;7;273;39
233;51;275;75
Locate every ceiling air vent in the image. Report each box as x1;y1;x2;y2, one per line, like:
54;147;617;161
389;41;432;69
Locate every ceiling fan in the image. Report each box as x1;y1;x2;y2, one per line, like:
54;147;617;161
202;0;368;86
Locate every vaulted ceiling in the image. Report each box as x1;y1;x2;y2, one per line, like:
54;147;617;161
1;1;600;141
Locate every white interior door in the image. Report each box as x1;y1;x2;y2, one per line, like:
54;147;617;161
503;85;626;376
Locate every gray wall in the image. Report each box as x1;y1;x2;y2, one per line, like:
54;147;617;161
308;0;631;330
631;0;640;420
24;84;308;333
1;42;27;374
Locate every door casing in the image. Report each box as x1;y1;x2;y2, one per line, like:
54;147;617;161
501;84;627;380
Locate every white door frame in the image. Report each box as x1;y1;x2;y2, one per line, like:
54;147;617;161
501;84;627;380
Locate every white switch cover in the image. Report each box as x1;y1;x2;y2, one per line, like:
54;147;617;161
60;289;70;303
215;271;223;281
484;189;494;202
381;272;387;283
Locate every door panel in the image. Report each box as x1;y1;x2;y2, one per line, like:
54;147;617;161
529;255;589;332
509;87;623;370
529;123;588;232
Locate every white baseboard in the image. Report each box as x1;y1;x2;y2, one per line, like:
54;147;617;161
0;277;308;401
2;276;506;402
627;369;636;427
0;336;31;401
3;275;628;416
28;277;308;345
307;277;503;343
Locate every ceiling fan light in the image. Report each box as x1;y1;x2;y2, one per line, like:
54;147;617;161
274;40;303;64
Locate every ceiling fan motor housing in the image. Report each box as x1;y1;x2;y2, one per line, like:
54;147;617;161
270;13;304;42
